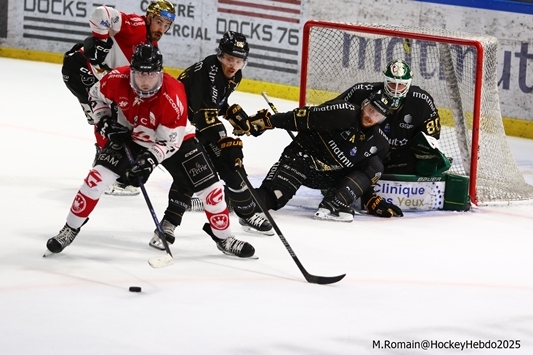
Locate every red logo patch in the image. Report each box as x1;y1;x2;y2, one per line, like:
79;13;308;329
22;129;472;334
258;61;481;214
205;187;224;207
209;213;229;230
71;192;87;215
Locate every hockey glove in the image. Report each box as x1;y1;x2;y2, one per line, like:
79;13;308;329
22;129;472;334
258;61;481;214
83;36;113;66
218;137;244;169
365;195;403;218
247;109;273;137
126;150;158;187
225;104;252;136
96;116;130;143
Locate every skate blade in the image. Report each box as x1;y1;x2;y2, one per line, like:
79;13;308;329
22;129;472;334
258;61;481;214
43;249;54;258
240;225;275;236
148;253;174;268
105;190;140;196
149;241;166;251
220;253;259;260
314;209;353;223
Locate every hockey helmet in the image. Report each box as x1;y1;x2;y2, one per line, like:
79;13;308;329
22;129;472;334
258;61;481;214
383;59;412;108
146;0;176;22
361;90;393;126
217;31;250;60
130;43;163;98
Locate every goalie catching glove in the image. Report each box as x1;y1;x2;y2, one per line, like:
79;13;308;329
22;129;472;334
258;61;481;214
218;137;244;169
125;150;157;187
365;195;403;218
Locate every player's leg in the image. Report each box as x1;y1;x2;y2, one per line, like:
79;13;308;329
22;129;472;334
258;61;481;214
47;142;142;253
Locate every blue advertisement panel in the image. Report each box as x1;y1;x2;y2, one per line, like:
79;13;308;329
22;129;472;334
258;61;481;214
415;0;533;15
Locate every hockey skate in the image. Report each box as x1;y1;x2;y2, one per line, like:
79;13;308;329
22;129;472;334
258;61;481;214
105;181;140;196
45;223;81;255
202;223;255;258
239;213;274;236
149;219;176;251
314;196;355;222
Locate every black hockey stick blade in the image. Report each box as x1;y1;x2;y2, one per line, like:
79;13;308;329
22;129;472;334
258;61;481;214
235;164;345;285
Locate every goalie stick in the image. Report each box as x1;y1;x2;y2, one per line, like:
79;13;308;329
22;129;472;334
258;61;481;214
260;92;296;140
235;162;345;285
124;146;173;268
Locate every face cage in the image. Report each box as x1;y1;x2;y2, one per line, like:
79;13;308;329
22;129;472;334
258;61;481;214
130;70;163;99
383;76;412;99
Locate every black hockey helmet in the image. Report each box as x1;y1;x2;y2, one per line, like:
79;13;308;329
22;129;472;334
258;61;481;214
130;43;163;98
131;43;163;72
367;90;393;117
361;90;393;126
217;31;249;60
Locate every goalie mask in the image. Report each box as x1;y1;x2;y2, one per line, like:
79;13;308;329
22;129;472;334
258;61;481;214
130;43;163;99
383;59;413;109
146;0;176;23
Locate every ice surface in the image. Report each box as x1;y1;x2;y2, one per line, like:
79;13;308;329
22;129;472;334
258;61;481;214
1;58;532;354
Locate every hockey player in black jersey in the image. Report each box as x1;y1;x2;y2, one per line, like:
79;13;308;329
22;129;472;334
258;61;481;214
149;31;273;250
332;59;442;175
227;90;401;222
317;59;452;216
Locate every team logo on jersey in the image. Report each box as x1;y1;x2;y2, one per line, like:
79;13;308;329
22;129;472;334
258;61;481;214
169;132;177;142
81;75;96;87
350;147;357;156
400;114;414;129
117;97;129;109
133;97;143;106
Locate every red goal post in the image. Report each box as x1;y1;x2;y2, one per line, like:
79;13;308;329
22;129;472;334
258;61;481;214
299;20;533;206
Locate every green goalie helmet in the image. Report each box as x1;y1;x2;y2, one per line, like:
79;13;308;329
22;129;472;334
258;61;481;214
146;0;176;22
383;59;413;109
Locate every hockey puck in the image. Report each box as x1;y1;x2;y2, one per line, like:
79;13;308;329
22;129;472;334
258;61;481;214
129;286;142;293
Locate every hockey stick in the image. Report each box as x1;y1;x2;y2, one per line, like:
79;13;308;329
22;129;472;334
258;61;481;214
124;145;174;268
261;92;296;140
235;163;345;284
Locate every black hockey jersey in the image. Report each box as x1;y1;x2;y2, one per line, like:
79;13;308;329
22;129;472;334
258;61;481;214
333;82;440;173
270;99;390;171
177;54;242;144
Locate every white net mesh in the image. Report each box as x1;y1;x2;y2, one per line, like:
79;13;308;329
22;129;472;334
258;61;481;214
301;21;533;205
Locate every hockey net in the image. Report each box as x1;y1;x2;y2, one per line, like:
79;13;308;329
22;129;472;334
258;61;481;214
300;20;533;206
